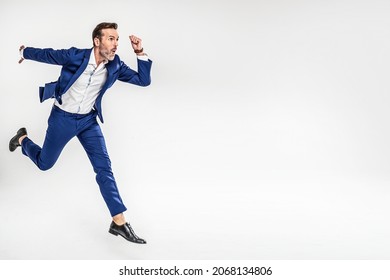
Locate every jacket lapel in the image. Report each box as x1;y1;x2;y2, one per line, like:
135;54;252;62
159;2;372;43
62;48;92;95
94;57;119;123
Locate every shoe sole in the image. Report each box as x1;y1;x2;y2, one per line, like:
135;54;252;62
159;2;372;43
9;136;20;152
108;228;146;244
9;128;27;152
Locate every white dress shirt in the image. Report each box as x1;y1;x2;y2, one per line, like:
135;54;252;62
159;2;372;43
55;50;107;114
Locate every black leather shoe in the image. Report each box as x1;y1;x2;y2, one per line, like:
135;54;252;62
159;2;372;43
109;221;147;244
9;127;27;152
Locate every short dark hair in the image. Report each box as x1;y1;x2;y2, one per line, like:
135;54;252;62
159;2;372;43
92;22;118;44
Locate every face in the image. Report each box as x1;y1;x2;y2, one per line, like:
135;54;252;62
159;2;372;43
95;28;119;61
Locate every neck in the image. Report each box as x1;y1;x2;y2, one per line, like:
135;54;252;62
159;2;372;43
93;47;106;66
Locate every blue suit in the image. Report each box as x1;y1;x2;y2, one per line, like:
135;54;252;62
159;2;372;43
21;47;152;217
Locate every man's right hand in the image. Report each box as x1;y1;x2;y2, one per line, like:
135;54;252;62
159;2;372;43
18;45;25;64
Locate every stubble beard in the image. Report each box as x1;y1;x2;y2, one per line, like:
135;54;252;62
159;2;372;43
100;47;115;61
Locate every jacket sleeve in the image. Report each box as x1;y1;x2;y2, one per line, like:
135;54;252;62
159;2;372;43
23;47;76;65
118;59;152;87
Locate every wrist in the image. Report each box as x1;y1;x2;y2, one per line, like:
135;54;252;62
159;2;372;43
134;47;143;54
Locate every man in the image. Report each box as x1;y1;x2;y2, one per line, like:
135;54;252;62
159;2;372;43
9;22;152;244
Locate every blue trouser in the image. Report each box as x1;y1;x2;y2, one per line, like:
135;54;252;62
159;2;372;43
21;105;127;217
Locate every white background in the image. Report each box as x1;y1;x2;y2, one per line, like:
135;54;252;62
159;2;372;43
1;0;390;259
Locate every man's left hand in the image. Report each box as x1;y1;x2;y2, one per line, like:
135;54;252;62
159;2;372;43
129;35;143;54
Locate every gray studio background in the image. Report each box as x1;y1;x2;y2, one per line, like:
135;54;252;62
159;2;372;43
1;0;390;259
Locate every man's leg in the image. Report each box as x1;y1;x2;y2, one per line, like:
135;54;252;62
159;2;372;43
20;107;75;171
77;119;127;217
77;116;146;244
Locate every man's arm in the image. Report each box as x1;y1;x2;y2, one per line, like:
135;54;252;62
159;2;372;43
18;45;75;65
117;35;152;86
118;59;152;86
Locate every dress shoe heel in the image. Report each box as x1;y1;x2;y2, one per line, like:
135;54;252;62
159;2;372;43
109;228;118;236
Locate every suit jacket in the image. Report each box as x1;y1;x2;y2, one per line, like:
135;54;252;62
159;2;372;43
23;47;152;123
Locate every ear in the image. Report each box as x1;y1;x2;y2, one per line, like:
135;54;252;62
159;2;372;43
94;37;100;46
